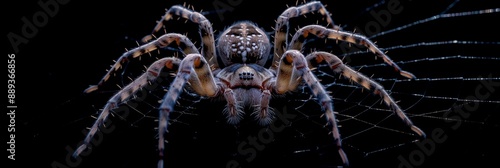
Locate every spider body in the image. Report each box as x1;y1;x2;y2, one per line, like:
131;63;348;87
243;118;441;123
73;2;426;167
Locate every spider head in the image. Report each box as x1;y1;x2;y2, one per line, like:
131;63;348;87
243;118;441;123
216;21;271;67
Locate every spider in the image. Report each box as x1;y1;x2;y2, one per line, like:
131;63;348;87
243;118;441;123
72;1;426;167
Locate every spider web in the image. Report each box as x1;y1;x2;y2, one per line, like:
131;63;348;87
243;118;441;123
28;0;499;168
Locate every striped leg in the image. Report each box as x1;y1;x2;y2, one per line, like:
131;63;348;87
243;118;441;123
305;51;426;138
142;5;218;69
273;1;340;69
157;54;219;168
290;25;416;79
275;50;349;166
84;33;199;94
73;57;181;158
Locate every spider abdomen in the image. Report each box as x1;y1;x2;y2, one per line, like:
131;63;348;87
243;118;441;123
216;21;271;67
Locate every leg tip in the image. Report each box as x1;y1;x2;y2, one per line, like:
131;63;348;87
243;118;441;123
84;85;98;94
411;125;426;139
401;70;416;79
72;144;87;158
338;148;350;167
157;160;164;168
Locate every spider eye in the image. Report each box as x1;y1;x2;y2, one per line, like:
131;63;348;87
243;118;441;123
217;21;270;67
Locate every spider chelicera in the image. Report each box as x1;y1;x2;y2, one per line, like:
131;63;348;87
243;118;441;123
72;1;426;167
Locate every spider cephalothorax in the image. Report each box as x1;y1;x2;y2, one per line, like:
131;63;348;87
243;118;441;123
73;1;426;167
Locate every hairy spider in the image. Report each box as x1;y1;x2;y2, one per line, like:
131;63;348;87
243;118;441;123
73;1;426;167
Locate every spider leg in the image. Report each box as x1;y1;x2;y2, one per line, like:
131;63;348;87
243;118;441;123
222;88;244;124
290;25;416;79
84;33;199;94
273;1;341;69
253;89;275;125
305;51;426;138
157;53;219;168
142;5;218;69
73;57;181;158
275;50;349;166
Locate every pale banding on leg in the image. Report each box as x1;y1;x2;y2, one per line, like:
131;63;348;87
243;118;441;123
73;57;181;158
290;25;416;79
273;1;340;69
84;33;198;94
305;51;426;138
275;50;349;166
157;54;220;168
142;5;218;69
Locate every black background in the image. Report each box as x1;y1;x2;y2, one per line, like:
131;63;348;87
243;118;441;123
5;0;500;168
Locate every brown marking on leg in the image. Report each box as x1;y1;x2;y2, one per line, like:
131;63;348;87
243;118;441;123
305;51;426;139
291;25;416;79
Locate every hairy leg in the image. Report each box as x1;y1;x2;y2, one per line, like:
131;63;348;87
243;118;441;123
157;54;219;168
85;33;198;93
290;25;416;79
305;51;426;138
222;88;244;124
142;5;218;69
273;1;340;69
275;50;349;166
253;89;274;125
73;57;181;158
